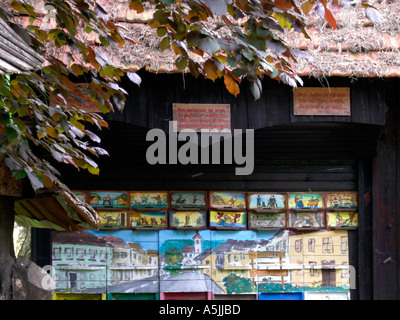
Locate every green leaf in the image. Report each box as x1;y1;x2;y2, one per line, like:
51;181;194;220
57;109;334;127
159;36;170;51
175;56;188;71
12;170;27;180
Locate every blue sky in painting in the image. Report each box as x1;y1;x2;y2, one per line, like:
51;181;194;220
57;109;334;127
89;230;279;253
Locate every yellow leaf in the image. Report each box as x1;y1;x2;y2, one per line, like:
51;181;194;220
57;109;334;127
45;126;58;138
224;73;240;97
301;0;314;15
203;59;219;81
273;12;292;29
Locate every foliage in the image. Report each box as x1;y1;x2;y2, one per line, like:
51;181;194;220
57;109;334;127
0;0;383;191
165;247;183;266
223;273;253;294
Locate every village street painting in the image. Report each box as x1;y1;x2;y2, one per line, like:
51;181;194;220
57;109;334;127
52;229;351;296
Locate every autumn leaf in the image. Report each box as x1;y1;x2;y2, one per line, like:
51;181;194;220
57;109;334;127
224;72;240;97
203;59;219;81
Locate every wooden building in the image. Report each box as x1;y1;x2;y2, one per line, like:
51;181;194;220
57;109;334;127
24;0;400;300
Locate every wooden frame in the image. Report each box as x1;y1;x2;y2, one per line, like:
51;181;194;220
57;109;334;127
89;191;129;210
209;210;247;230
130;191;168;210
287;211;325;230
209;191;246;211
169;191;207;210
326;211;358;230
129;210;168;230
247;192;286;213
168;211;207;229
97;210;129;229
325;192;357;211
248;212;286;230
287;192;324;211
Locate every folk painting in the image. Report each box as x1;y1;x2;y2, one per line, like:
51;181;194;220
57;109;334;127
130;211;167;229
170;192;207;209
209;192;246;210
288;193;323;210
130;192;168;209
248;212;286;230
326;193;357;210
288;212;324;229
209;211;247;229
326;212;358;229
98;211;128;229
248;193;286;211
89;192;128;209
169;211;207;229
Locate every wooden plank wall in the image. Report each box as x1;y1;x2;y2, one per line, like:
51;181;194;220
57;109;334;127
105;71;385;130
372;79;400;299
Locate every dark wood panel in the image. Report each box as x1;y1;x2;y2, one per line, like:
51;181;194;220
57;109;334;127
105;72;385;130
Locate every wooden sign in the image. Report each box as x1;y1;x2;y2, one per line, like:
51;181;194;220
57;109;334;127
209;191;246;210
98;211;128;229
288;212;324;230
248;212;286;230
209;211;247;229
130;192;168;210
247;193;286;212
169;211;207;229
172;103;230;132
293;87;350;116
89;191;128;209
326;211;358;229
129;211;167;229
288;193;324;210
170;192;207;210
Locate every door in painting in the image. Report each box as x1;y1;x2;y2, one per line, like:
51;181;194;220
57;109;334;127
68;272;77;290
321;260;336;287
161;292;211;300
259;293;304;300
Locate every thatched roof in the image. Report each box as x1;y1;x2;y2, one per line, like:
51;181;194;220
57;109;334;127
14;0;400;78
0;10;44;74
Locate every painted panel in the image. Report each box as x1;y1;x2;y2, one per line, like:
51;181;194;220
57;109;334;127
130;211;167;229
248;212;286;230
288;212;324;229
170;192;207;209
209;211;247;229
326;212;358;229
130;192;168;209
98;211;128;229
209;192;246;210
73;191;87;203
288;193;323;210
52;228;351;297
247;193;286;211
169;211;207;229
326;192;357;210
89;191;128;209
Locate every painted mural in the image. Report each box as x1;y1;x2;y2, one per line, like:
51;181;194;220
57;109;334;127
288;193;323;210
98;211;128;229
248;212;286;229
209;192;246;210
326;212;358;229
248;193;286;211
209;211;247;229
169;211;206;229
130;192;168;209
52;229;351;297
326;193;357;210
170;192;207;209
90;192;128;209
130;211;167;229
